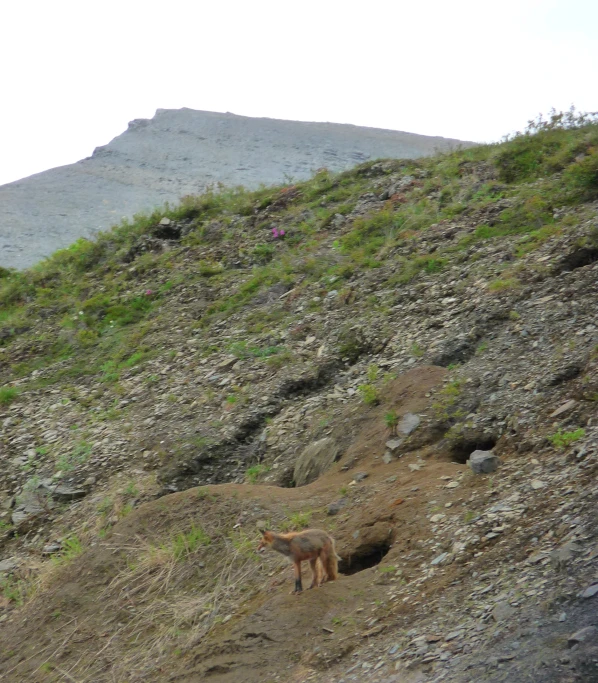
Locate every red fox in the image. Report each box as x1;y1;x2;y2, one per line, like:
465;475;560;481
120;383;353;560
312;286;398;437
257;528;340;594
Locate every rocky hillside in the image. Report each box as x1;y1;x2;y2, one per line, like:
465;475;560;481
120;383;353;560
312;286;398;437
0;110;597;682
0;109;470;270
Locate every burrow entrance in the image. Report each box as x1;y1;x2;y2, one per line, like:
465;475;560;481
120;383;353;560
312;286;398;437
449;437;497;464
555;246;598;274
338;541;391;575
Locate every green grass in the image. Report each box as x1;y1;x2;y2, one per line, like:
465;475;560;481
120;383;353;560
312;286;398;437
488;277;520;292
280;510;312;531
51;535;84;566
245;464;270;484
384;410;399;431
0;386;18;405
0;109;597;419
358;384;379;406
549;428;585;450
56;441;92;473
411;343;425;357
170;525;210;560
495;108;598;184
0;575;32;605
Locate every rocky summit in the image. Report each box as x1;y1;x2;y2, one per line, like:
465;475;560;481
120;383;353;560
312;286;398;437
0;111;597;682
0;109;470;270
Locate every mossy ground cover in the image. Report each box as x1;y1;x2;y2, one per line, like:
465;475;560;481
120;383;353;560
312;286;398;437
1;111;597;400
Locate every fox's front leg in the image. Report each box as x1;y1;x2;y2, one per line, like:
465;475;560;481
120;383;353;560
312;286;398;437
292;560;303;594
308;558;320;589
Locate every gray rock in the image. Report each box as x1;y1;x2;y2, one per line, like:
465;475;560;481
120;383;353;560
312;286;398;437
398;413;420;435
42;483;87;502
550;399;577;418
431;552;449;566
527;551;549;565
293;437;340;487
382;451;393;464
0;558;18;573
468;450;499;474
492;602;516;622
568;626;598;648
579;584;598;599
11;509;39;526
354;472;369;482
385;439;404;452
327;498;348;516
550;541;581;570
42;544;62;555
1;496;15;510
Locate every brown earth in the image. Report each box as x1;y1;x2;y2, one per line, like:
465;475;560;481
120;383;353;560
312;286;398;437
0;366;481;682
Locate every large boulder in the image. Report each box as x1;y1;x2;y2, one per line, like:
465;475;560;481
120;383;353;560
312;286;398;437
293;437;341;487
468;450;499;474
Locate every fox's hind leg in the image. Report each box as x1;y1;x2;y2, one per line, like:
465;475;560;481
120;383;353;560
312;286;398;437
318;551;329;585
292;560;303;594
308;558;320;589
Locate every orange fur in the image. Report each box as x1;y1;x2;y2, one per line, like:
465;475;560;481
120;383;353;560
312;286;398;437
258;528;340;594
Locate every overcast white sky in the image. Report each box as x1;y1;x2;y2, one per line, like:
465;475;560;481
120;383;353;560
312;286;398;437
1;0;597;186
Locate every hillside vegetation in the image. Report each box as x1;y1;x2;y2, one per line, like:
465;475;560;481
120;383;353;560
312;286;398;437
0;110;597;682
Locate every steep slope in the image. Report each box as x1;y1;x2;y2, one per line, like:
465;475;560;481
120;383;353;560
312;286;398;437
0;109;471;269
0;112;597;682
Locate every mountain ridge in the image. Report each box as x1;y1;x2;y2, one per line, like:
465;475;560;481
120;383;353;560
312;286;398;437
0;108;473;269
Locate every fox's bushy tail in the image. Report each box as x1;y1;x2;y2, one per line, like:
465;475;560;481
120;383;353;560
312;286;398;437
325;538;339;581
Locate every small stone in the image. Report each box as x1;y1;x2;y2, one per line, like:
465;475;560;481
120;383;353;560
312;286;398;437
353;472;369;482
398;413;420;435
492;602;515;622
550;541;581;570
446;481;459;489
579;584;598;599
558;612;567;622
468;450;499;474
382;452;393;464
0;558;19;573
431;552;449;566
42;484;87;502
527;551;548;565
425;634;442;643
42;544;62;555
159;217;172;226
385;439;404;452
568;626;598;648
327;499;348;516
430;514;445;523
530;480;546;490
550;400;577;418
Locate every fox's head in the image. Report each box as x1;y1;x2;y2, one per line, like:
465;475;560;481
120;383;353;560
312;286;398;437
257;529;274;553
